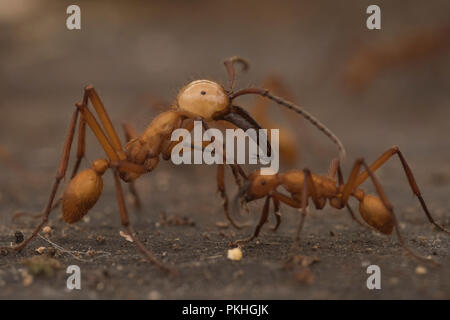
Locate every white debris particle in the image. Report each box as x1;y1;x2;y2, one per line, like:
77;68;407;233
227;247;243;261
35;246;45;254
415;266;427;275
119;231;133;242
42;226;52;234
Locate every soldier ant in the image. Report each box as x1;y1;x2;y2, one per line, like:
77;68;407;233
233;146;449;265
1;57;346;274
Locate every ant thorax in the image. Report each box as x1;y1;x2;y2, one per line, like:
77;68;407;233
279;170;337;199
126;110;183;164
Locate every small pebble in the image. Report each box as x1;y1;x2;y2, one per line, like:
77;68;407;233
96;235;105;244
202;232;210;240
227;247;243;261
15;231;24;244
119;231;133;242
417;236;427;243
215;221;229;229
35;247;46;254
42;226;52;234
415;266;427;275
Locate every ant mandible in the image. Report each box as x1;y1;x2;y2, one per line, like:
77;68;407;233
233;146;449;265
1;57;346;274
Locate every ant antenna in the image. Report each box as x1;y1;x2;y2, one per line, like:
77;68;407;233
224;56;250;91
230;88;347;162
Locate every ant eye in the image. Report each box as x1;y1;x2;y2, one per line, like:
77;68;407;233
261;180;266;186
200;91;206;95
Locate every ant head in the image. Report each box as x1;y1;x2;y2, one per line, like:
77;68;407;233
176;78;271;155
359;194;394;235
244;169;279;201
176;80;229;121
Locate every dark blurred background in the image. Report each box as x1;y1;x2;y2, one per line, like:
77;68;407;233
1;0;450;170
0;0;449;299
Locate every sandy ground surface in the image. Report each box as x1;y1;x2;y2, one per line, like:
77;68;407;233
0;0;449;299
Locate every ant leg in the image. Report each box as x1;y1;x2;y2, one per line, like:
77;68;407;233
270;197;282;231
202;119;251;227
345;203;372;229
229;164;243;187
360;160;438;265
160;118;249;228
341;158;364;206
122;122;141;210
112;170;176;275
70;117;86;179
355;146;449;234
84;86;124;157
127;182;142;211
4;88;130;253
12;118;87;222
330;158;370;228
76;102;120;162
233;195;271;245
293;169;327;246
295;170;312;243
230;164;250;214
12;199;62;222
269;191;306;252
1;109;80;253
328;158;344;186
217;164;249;229
234;164;247;180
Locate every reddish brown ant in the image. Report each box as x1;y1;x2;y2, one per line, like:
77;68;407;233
1;57;346;274
233;147;449;265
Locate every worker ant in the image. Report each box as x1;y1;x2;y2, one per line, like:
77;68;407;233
233;146;449;265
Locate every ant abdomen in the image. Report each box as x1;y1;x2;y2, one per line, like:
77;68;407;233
359;194;394;234
62;159;108;223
